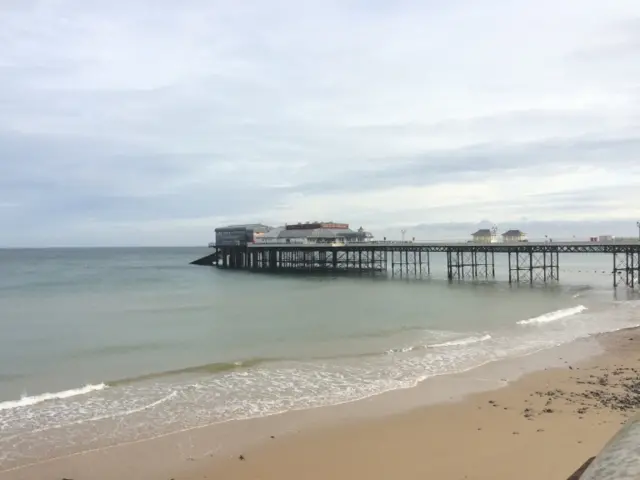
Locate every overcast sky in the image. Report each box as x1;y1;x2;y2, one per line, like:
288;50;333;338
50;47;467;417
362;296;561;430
1;0;639;246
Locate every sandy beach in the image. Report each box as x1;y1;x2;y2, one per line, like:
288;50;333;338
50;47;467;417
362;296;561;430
2;327;639;480
191;328;639;480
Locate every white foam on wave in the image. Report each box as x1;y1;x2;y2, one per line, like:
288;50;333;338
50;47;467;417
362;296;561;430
385;333;492;354
517;305;587;325
386;345;416;354
0;383;107;411
28;390;178;435
429;334;492;348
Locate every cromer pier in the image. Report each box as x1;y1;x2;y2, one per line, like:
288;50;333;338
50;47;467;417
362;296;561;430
191;223;640;289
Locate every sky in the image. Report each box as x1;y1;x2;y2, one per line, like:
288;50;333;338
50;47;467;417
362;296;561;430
1;0;639;246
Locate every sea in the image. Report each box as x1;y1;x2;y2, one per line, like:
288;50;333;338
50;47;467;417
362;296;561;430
0;247;639;470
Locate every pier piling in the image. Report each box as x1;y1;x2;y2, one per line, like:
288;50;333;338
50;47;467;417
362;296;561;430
613;250;639;288
446;248;495;280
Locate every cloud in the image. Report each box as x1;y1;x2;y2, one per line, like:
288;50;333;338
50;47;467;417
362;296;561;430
0;0;639;246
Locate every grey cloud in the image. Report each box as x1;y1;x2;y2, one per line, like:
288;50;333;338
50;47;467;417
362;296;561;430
569;16;640;61
0;132;288;223
282;135;640;196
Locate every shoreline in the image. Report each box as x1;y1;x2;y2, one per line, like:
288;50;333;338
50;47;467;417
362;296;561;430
196;326;640;480
2;326;638;480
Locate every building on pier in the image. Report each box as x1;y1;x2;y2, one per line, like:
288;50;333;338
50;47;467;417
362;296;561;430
501;229;527;242
256;222;373;245
471;228;498;243
285;221;350;230
257;227;284;244
215;224;271;246
215;222;373;246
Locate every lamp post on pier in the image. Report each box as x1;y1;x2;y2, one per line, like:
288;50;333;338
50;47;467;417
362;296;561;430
636;221;640;241
401;229;407;242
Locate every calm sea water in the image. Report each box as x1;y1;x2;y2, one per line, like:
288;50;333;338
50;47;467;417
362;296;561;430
0;247;639;469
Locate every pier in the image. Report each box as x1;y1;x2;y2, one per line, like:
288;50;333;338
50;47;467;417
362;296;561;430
192;240;640;289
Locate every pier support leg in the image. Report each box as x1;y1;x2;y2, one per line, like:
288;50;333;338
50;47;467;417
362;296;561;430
484;252;488;278
509;249;559;284
391;250;395;276
613;249;640;289
491;251;495;278
472;251;477;278
411;250;417;276
514;251;530;284
529;250;533;285
454;249;494;280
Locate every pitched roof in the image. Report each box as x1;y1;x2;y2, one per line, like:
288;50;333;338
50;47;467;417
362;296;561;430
502;229;525;236
261;227;284;238
472;229;492;236
277;227;362;239
215;223;269;231
278;228;340;239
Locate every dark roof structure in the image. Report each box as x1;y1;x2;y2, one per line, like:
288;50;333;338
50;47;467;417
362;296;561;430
502;229;525;236
471;229;492;236
215;223;270;231
261;227;284;238
277;227;363;240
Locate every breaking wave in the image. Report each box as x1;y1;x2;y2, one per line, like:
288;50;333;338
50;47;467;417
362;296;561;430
386;333;492;354
517;305;587;325
429;334;492;347
0;383;107;411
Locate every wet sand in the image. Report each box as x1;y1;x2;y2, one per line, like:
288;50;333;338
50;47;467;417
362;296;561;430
1;328;638;480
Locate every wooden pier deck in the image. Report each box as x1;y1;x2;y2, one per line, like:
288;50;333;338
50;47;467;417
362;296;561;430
192;241;640;288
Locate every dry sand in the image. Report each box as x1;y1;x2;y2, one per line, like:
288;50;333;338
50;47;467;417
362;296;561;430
2;329;638;480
